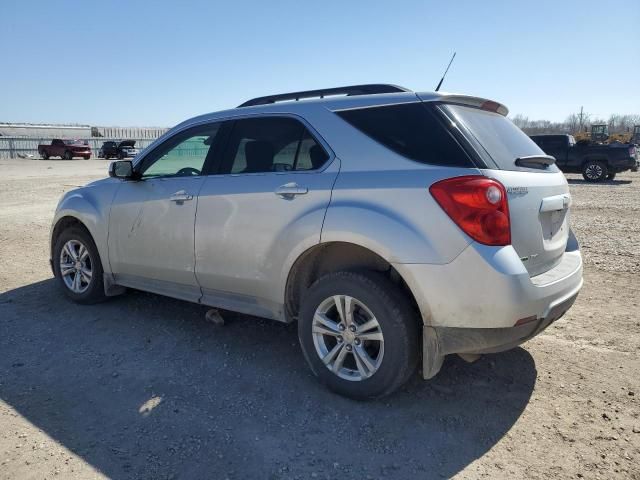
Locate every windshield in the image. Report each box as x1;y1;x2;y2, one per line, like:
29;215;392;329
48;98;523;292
444;104;558;172
63;140;86;145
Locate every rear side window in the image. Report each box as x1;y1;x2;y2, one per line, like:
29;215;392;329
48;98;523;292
530;137;544;148
335;103;473;167
221;117;329;174
444;104;558;172
546;137;566;149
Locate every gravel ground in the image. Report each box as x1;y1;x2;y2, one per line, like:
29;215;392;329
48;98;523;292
0;159;638;480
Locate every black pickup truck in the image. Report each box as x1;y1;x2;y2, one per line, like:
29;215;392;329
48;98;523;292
530;134;638;182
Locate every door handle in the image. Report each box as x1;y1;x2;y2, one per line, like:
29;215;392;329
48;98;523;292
169;190;193;202
274;183;308;198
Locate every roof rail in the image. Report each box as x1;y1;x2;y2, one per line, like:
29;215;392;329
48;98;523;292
238;84;411;108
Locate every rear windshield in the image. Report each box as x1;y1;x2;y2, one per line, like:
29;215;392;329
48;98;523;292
444;104;558;172
335;102;473;167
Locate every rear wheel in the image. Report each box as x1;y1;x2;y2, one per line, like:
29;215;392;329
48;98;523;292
53;227;107;304
41;152;49;160
298;271;419;399
582;160;608;182
63;150;73;160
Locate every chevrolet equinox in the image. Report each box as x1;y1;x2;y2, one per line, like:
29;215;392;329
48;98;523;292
50;84;583;399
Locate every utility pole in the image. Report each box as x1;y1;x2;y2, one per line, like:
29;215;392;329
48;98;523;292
578;106;585;132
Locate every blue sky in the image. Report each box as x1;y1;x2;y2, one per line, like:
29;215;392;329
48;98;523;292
2;0;639;126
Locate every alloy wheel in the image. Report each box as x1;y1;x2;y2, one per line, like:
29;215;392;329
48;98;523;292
585;163;603;180
59;239;92;294
312;295;385;381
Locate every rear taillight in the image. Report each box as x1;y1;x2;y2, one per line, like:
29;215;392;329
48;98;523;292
429;175;511;246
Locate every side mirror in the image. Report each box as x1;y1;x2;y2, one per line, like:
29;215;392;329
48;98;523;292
109;160;134;179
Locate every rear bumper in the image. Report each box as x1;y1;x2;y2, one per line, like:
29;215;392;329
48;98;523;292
394;242;583;330
394;240;582;380
431;288;579;355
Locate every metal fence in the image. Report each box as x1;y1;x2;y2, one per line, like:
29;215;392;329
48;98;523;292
0;124;169;139
0;137;160;159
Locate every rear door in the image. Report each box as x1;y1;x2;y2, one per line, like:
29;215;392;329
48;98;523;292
194;115;338;318
443;104;571;277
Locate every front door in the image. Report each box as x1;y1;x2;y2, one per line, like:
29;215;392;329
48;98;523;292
195;116;338;319
108;122;222;302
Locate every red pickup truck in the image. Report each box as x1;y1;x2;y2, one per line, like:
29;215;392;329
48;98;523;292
38;139;92;160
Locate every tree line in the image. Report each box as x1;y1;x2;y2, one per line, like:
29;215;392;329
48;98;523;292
511;113;640;135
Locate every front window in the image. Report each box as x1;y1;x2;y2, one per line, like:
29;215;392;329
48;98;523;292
140;123;221;178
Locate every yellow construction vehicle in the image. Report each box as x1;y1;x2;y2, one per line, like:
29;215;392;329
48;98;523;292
631;125;640;145
574;124;640;144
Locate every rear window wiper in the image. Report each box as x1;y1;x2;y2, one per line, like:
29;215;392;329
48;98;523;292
514;155;556;169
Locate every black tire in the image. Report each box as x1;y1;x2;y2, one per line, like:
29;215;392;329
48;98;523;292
83;155;90;160
63;150;73;160
52;226;107;304
118;152;124;160
298;270;419;399
582;160;608;182
41;152;49;160
607;172;616;180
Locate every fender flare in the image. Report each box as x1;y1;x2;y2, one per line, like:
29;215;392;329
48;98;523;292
51;191;111;274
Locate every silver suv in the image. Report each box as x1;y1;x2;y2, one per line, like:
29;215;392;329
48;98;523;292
50;84;583;399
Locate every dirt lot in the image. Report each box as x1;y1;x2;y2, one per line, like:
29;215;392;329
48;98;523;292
0;159;638;480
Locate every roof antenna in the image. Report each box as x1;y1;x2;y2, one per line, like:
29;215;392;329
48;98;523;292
435;52;456;92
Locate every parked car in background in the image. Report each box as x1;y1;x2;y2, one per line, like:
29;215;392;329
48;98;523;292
50;84;583;399
98;140;139;159
38;139;91;160
529;134;638;181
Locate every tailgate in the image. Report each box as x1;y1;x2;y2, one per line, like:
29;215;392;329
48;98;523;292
482;169;570;276
442;103;571;277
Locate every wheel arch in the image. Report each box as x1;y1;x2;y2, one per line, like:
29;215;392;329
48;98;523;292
284;241;423;325
50;215;101;263
582;156;608;167
51;191;112;275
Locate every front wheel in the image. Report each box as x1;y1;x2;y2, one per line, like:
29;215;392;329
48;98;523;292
83;156;90;160
53;227;107;304
63;150;73;160
582;160;608;182
298;271;419;399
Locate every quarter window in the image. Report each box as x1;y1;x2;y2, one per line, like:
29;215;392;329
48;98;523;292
335;102;473;167
222;117;328;174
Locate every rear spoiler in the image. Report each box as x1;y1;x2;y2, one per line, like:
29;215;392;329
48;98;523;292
417;92;509;116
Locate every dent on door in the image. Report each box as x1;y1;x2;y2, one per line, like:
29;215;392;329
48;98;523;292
108;177;204;300
194;162;340;321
